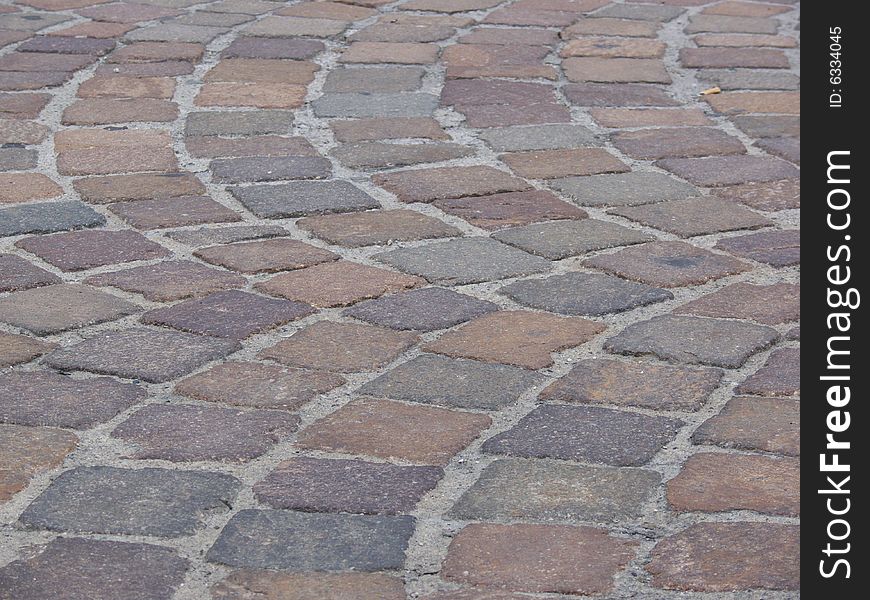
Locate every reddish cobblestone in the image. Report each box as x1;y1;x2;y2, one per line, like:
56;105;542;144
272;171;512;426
0;424;77;503
675;282;799;324
86;261;245;301
195;238;338;274
433;190;587;230
693;396;800;455
212;572;406;600
109;196;241;229
73;173;205;203
0;254;61;291
374;165;530;203
0;332;55;367
715;178;800;211
298;209;459;247
16;229;170;271
737;347;800;397
715;229;800;266
501;148;629;179
611;197;771;237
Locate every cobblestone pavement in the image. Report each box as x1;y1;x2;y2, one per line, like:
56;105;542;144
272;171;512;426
0;0;799;598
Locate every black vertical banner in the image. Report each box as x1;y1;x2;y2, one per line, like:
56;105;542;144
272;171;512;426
804;2;865;596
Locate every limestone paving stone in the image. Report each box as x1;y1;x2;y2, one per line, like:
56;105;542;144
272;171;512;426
442;523;638;595
500;148;629;179
0;424;77;503
605;315;779;368
492;219;654;260
254;457;442;515
142;290;313;340
541;358;722;411
425;311;605;370
715;178;800;211
109;196;242;229
450;458;661;522
484;404;682;466
715;229;800;266
16;229;170;271
0;371;145;429
167;225;287;247
346;288;498;332
584;241;750;287
0;201;104;237
373;165;530;204
667;452;799;515
376;238;550;286
257;261;423;308
298;209;459;247
693;396;800;455
86;261;246;302
500;272;672;316
612;127;746;160
207;510;415;571
331;117;448;142
195;238;337;274
296;398;491;465
647;522;800;591
0;538;189;600
0;254;60;292
312;93;439;118
737;347;800;396
112;404;299;462
611;197;771;237
231;180;379;218
360;354;541;410
549;172;698;207
478;124;600;152
45;327;241;383
175;361;345;411
186;110;294;136
0;284;137;335
212;571;406;600
676;282;799;324
0;332;55;367
20;466;241;536
433;190;587;231
260;321;416;373
73;173;206;203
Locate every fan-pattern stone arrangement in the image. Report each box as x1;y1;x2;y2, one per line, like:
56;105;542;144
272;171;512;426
0;0;799;598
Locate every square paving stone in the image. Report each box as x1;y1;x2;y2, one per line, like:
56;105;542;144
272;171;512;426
549;172;699;207
0;147;37;170
298;209;460;247
563;82;679;107
312;92;438;118
484;404;682;466
605;315;779;368
254;457;442;515
20;466;240;537
702;1;791;17
433;190;588;231
341;41;439;64
207;510;415;571
331;141;472;169
450;458;661;522
611;197;772;237
697;69;799;91
692;396;799;456
656;156;799;186
256;261;424;308
564;18;661;38
584;241;750;287
714;229;799;267
231;180;380;218
0;201;104;237
736;347;799;397
190;136;319;159
675;282;799;324
595;3;684;21
732;115;799;139
260;321;417;373
85;261;246;302
296;398;491;465
109;196;242;229
211;156;332;183
540;358;722;411
479;124;600;152
667;453;799;516
706;91;799;115
112;404;299;462
492;219;655;260
212;572;405;600
685;15;780;34
591;107;713;128
222;37;324;59
175;361;344;411
45;327;241;383
195;82;307;109
681;47;789;69
561;37;666;59
15;229;170;272
0;371;145;429
186;110;294;136
375;238;550;286
0;284;138;335
1;173;62;204
755;137;800;164
425;311;605;370
443;523;638;595
564;57;671;84
612;127;746;160
500;272;672;316
647;522;799;592
0;424;77;503
360;354;542;410
194;238;338;274
373;166;530;204
141;290;313;340
167;225;287;247
323;66;424;92
0;332;55;367
73;172;206;203
0;538;189;600
331;117;448;142
346;287;498;332
0;254;60;292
